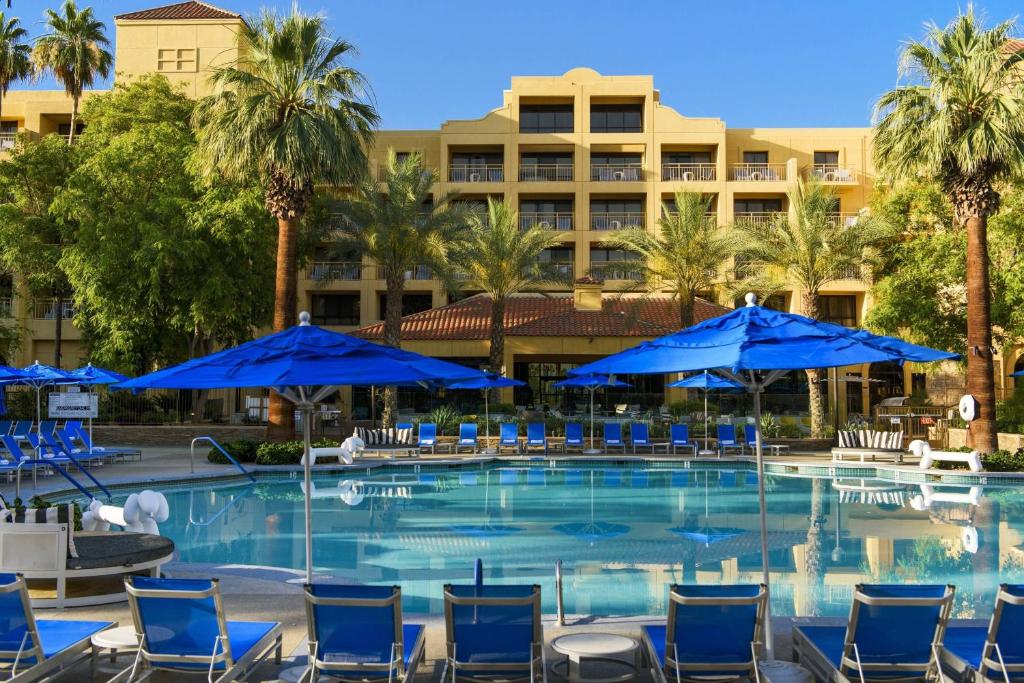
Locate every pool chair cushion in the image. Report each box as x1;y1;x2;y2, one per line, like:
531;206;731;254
67;532;174;571
796;624;931;677
445;584;541;673
0;503;78;558
140;620;279;671
941;626;993;671
643;625;758;676
319;624;424;666
33;619;114;659
354;427;414;446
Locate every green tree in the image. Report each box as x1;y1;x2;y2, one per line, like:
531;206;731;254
193;8;377;440
735;179;890;437
453;198;567;374
0;11;31;123
333;150;469;425
0;134;77;366
873;9;1024;452
607;191;735;327
32;0;111;145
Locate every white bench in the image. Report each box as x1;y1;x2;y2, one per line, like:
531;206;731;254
909;439;983;472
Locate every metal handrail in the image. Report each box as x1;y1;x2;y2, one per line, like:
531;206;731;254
555;559;565;625
15;458;107;502
191;436;256;482
187;485;254;527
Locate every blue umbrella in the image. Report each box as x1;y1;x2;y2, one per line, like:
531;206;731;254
668;371;745;454
118;311;488;582
70;364;131;450
571;293;958;657
11;361;78;436
668;470;743;547
447;373;526;453
553;471;630;545
1013;370;1023;376
554;373;631;454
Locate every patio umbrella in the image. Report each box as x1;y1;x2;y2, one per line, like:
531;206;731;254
450;470;523;538
446;373;525;453
117;311;488;583
570;292;958;657
553;374;631;454
669;471;743;547
553;470;630;544
69;363;131;451
668;371;745;454
10;361;78;436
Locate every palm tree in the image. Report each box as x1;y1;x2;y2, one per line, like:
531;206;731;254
32;0;111;145
193;9;378;440
873;9;1024;453
333;150;469;425
453;198;569;374
735;179;890;438
0;12;31;123
607;191;734;327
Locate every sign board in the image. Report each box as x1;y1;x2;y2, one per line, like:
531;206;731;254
48;392;98;418
890;417;902;425
66;385;81;393
920;416;935;426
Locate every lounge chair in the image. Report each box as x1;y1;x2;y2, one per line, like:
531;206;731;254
630;423;663;454
37;421;56;438
417;423;439;454
498;423;519;453
942;584;1024;683
61;425;142;462
717;425;743;457
0;420;11;436
0;436;27;464
123;576;282;682
793;584;955;683
301;584;425;683
670;424;697;456
563;423;584;453
455;423;478;454
10;422;32;447
642;584;767;683
525;423;547;455
39;432;107;468
603;422;626;453
0;573;114;682
744;425;790;457
441;584;546;683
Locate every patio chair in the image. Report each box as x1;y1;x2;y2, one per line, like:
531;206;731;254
417;423;439;454
717;425;743;457
524;422;547;455
498;423;519;453
670;424;697;456
563;423;584;453
301;584;425;683
39;432;107;468
630;422;662;454
455;423;478;454
0;420;12;436
0;436;28;464
792;584;955;683
441;584;546;683
123;576;282;682
642;584;767;683
61;424;142;462
10;422;32;447
744;424;790;457
0;573;114;682
37;421;56;437
941;584;1024;683
603;422;626;453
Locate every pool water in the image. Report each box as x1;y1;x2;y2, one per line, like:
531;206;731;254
105;463;1023;617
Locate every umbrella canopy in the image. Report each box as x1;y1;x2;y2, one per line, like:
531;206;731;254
669;527;746;546
667;373;744;390
69;363;130;386
0;366;31;383
447;373;525;390
18;361;76;389
554;374;632;454
1013;370;1023;377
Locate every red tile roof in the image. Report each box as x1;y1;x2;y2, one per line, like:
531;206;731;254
1008;39;1024;52
116;2;240;20
354;294;729;341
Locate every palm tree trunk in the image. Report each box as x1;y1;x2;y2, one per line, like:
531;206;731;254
68;97;78;145
964;213;998;453
802;291;826;438
53;291;63;368
380;271;404;427
804;478;826;617
679;291;695;329
266;214;299;441
489;297;505;374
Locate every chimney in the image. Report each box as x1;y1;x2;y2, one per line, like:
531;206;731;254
573;276;604;311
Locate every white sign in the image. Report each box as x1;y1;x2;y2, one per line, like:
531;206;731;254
48;393;98;418
890;417;902;425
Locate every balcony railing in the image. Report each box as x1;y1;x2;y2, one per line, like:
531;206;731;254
734;212;785;227
832;264;864;281
661;212;717;228
591;263;642;281
308;261;362;281
590;164;643;181
448;165;503;183
826;212;863;227
31;299;74;320
542;262;574;279
591;213;645;231
808;164;856;182
729;163;787;182
0;298;11;318
520;212;573;231
662;163;716;182
519;164;573;182
368;265;433;280
0;134;15;151
734;256;765;280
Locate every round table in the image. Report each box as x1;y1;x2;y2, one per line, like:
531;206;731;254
551;633;639;683
91;626;139;681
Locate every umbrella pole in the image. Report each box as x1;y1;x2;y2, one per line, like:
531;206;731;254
585;387;599;455
752;378;773;660
302;403;314;584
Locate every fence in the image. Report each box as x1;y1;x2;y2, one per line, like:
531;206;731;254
872;405;947;442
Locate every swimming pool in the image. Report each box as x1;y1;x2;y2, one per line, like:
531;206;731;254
96;462;1023;617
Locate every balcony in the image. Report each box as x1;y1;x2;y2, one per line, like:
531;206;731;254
591;263;642;281
661;211;717;228
590;163;643;182
543;262;574;279
729;163;787;182
832;264;865;281
808;164;856;183
826;212;863;227
591;213;644;231
448;165;503;183
662;163;716;182
308;261;362;282
368;265;433;281
520;212;573;231
734;256;764;280
31;299;74;320
519;164;573;182
0;134;15;151
734;212;785;228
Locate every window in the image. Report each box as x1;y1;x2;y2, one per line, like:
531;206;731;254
451;152;502;166
590;104;643;133
311;294;360;326
394;151;412;163
590;154;643;181
591;199;643;214
0;122;15;134
520;199;573;230
519;104;573;133
379;293;433;320
520;152;572;166
57;123;85;137
814;151;839;165
520;152;573;181
819;295;858;327
743;151;769;164
539;247;573;263
521;199;572;214
664;151;712;164
734;198;783;213
157;47;197;73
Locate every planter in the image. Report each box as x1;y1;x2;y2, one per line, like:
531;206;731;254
946;427;1024;451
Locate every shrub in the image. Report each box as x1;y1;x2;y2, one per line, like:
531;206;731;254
253;438;336;465
759;412;780;438
996;386;1024;434
427;405;461;435
669;400;704;418
777;423;804;438
936;447;1024;472
207;440;260;464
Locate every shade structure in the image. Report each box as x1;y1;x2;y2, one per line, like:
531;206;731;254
668;371;744;453
70;364;132;451
118;312;488;583
554;373;631;454
7;362;78;436
447;373;525;453
570;293;958;658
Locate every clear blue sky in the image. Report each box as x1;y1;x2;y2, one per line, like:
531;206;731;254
11;0;1023;129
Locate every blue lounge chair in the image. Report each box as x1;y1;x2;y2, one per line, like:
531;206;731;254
37;421;56;437
10;422;32;447
302;584;425;683
0;420;11;436
603;422;626;453
563;423;584;453
525;422;547;455
743;424;789;457
455;423;478;454
124;576;282;682
942;584;1024;683
442;584;545;683
670;424;697;456
418;423;439;454
793;584;955;683
630;422;663;454
642;584;767;683
0;573;114;682
717;424;743;457
498;423;519;453
61;424;141;462
0;436;27;464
